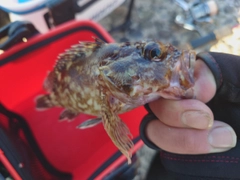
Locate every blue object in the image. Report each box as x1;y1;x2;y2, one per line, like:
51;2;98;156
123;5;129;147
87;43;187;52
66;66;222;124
0;1;47;15
18;0;32;3
0;173;5;180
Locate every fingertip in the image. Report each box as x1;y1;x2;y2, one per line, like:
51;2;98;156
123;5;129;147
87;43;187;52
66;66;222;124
181;110;213;129
208;122;237;153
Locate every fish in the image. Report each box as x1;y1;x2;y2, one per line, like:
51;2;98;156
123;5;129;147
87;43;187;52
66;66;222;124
36;37;196;164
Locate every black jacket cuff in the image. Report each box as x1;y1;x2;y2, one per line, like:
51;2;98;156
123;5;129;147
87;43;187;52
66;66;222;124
139;106;160;150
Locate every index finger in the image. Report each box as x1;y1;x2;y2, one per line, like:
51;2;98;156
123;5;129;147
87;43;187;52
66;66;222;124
149;99;213;129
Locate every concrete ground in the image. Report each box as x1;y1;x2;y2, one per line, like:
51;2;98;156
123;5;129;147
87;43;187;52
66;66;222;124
99;0;240;53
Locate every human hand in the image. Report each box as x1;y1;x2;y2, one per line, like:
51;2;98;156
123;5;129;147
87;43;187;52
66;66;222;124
140;52;240;179
142;59;237;154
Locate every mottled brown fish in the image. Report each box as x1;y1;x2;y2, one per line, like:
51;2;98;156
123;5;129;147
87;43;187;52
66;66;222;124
36;37;196;164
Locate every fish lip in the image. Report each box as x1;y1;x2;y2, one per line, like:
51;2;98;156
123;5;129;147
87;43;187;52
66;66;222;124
160;86;195;99
188;50;196;73
187;50;196;86
178;49;196;89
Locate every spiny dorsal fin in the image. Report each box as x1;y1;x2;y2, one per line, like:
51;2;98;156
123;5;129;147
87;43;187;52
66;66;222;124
92;36;106;46
54;40;102;72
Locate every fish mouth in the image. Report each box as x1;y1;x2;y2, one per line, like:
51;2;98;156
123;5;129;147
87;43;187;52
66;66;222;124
189;50;196;84
160;86;196;99
161;49;196;99
187;50;196;75
179;50;196;89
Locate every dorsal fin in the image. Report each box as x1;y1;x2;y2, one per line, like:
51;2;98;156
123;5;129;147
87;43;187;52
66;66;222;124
92;36;106;46
54;40;104;72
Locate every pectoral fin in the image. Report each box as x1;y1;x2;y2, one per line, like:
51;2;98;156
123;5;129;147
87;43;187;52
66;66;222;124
101;94;133;164
59;109;79;121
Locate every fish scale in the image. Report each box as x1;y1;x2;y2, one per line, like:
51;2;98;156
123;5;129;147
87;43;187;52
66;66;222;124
36;37;196;164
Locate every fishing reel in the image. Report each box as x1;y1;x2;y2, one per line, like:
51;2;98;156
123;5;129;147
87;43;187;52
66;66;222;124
174;0;218;35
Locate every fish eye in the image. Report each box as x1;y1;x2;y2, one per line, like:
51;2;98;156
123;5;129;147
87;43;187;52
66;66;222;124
150;48;161;59
144;42;164;61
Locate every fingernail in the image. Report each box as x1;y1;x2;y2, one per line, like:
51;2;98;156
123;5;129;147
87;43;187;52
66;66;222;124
209;126;236;149
182;110;212;129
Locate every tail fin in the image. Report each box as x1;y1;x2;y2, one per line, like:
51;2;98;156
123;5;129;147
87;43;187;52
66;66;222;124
35;95;54;110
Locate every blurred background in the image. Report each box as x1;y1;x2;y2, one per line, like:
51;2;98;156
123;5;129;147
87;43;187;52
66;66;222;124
0;0;240;54
0;0;240;179
98;0;240;54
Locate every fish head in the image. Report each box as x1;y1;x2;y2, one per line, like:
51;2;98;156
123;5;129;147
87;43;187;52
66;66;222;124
99;40;196;104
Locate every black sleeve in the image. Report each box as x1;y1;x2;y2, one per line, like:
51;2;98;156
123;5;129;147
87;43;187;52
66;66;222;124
139;104;160;150
140;52;240;179
198;52;240;137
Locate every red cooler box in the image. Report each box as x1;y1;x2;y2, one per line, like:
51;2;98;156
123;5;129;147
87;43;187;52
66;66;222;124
0;20;146;180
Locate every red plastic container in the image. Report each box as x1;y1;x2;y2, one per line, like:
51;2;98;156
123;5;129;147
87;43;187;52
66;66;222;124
0;20;146;179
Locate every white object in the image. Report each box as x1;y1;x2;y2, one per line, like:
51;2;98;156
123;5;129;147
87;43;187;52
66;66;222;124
75;0;126;21
0;0;49;33
0;0;126;33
